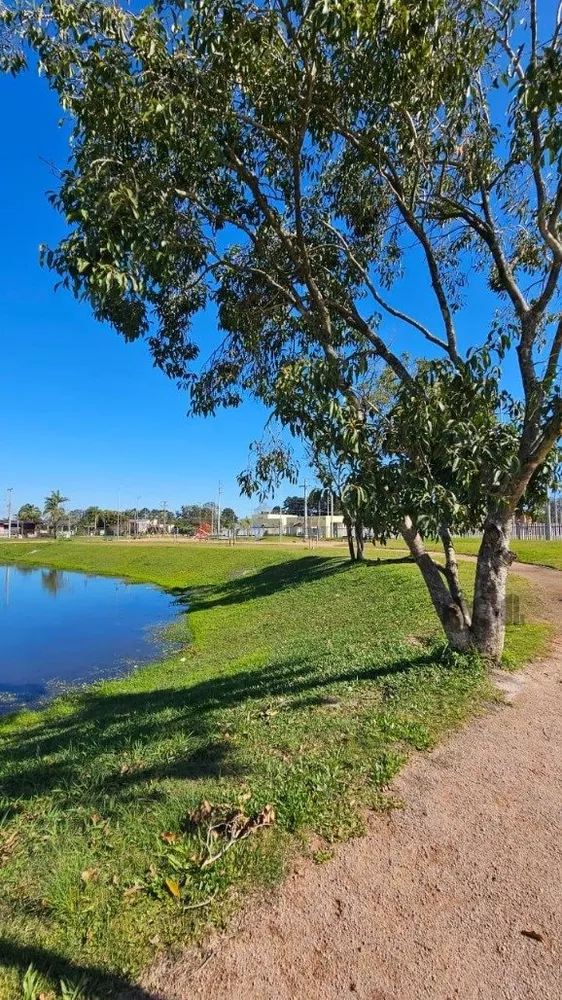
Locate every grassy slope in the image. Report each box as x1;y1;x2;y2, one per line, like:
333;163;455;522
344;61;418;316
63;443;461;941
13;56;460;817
0;541;550;999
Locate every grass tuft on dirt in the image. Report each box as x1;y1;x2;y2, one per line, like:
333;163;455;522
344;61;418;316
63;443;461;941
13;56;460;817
0;540;548;999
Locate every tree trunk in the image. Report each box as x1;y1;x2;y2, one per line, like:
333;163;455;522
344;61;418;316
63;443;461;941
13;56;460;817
355;521;365;561
439;524;471;625
401;517;473;651
470;515;514;660
345;517;356;562
401;514;514;662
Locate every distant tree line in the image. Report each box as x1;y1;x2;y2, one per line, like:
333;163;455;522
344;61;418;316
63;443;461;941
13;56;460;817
13;496;241;536
272;491;343;518
13;492;356;536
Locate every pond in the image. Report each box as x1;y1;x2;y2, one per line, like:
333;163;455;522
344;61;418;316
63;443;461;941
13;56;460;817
0;563;181;713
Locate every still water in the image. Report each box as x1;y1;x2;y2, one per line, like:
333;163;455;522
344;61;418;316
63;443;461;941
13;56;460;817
0;563;179;712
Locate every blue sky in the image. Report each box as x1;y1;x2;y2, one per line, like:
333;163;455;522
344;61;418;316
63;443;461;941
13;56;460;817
0;68;288;517
0;52;524;520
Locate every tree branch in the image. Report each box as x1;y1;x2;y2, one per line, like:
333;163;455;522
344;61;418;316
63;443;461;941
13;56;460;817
530;258;562;319
320;219;450;354
401;516;470;642
289;61;334;344
439;524;472;626
508;398;562;511
544;315;562;390
325;297;413;385
381;173;461;365
474;181;529;318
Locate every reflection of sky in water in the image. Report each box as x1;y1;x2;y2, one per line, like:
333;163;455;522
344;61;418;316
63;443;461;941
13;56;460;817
0;563;179;711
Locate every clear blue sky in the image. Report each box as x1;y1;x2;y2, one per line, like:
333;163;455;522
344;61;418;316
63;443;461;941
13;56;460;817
0;58;523;520
0;68;293;518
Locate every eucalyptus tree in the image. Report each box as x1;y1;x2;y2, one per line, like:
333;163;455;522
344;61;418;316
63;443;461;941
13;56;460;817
2;0;561;658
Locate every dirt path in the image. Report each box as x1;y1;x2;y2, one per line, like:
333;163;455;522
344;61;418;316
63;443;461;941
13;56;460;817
143;563;562;1000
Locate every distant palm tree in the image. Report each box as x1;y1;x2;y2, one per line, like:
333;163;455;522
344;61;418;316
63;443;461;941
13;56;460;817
17;503;42;523
43;490;69;540
82;505;103;534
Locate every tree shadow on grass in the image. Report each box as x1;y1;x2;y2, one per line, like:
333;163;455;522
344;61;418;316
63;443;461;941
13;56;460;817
0;553;437;997
168;553;413;613
0;642;433;806
0;553;422;808
0;937;161;1000
169;554;351;612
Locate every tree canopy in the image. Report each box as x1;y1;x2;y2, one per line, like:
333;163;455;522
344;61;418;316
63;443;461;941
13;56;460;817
43;490;69;538
17;503;42;522
2;0;561;657
220;506;238;530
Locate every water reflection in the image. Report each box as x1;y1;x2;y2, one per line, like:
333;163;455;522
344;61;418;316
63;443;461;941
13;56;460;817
41;568;66;596
3;565;67;605
0;563;180;712
3;563;9;609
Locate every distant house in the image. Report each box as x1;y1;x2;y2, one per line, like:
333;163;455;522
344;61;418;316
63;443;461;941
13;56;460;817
0;519;40;538
250;512;345;539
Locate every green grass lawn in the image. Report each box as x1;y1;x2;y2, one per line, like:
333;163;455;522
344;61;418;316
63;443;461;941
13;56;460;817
382;535;562;572
455;537;562;572
0;541;550;999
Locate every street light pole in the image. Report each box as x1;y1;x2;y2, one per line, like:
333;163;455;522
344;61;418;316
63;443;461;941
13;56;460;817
300;479;308;543
321;487;333;540
217;481;223;536
6;487;13;540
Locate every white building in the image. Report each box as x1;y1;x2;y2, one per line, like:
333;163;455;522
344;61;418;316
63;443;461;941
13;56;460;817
126;518;173;535
250;511;345;539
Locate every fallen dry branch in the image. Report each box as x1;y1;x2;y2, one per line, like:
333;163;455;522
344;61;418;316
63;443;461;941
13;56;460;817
188;800;276;869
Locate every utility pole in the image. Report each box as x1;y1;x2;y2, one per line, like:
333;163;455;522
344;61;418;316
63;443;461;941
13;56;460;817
300;479;308;543
6;488;13;540
217;481;223;536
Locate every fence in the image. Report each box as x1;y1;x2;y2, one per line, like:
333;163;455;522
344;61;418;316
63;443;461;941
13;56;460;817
459;519;562;542
511;521;562;541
